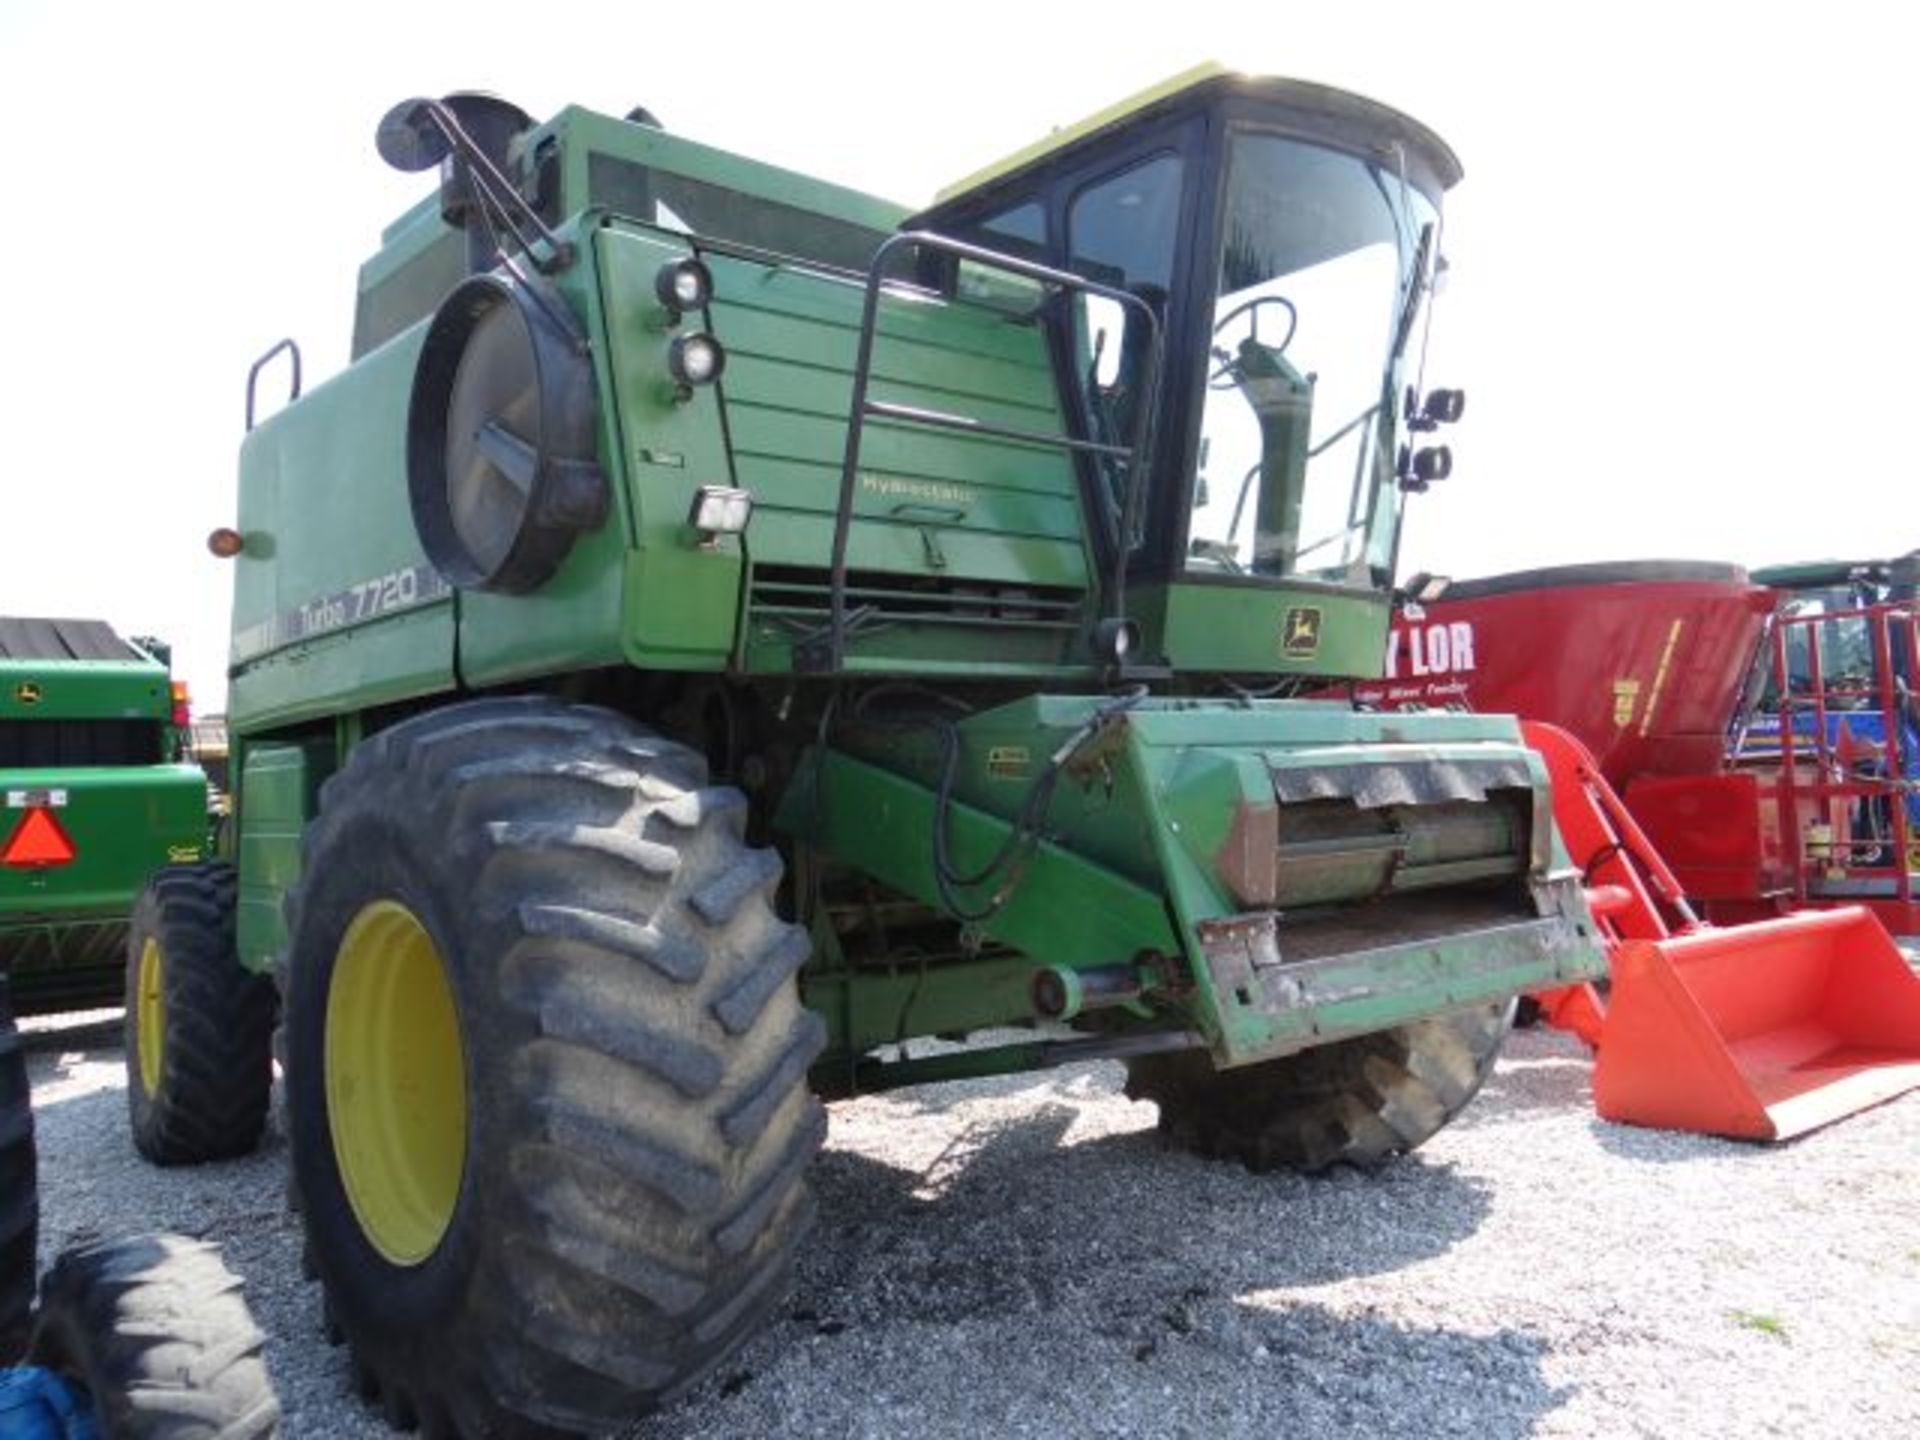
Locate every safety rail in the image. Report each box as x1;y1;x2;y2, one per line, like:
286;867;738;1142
812;229;1163;673
244;338;303;432
1765;603;1920;916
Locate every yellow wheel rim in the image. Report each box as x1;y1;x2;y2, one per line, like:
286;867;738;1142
325;900;468;1267
135;937;165;1097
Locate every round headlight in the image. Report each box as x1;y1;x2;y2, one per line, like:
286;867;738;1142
671;269;705;307
654;258;713;314
668;332;726;387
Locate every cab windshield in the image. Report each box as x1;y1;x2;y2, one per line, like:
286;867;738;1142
1187;132;1436;584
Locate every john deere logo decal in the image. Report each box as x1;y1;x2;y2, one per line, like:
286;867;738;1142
1281;607;1323;658
13;682;42;705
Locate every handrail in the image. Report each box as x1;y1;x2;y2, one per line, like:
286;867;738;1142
245;338;303;432
817;229;1163;672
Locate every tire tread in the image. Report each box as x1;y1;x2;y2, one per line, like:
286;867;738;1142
1126;1001;1514;1173
0;975;36;1364
29;1233;281;1438
284;700;822;1436
126;863;275;1166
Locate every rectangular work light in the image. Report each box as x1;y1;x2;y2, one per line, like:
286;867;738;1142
688;485;754;541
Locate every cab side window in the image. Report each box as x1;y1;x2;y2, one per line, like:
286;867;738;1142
955;200;1048;313
1066;154;1184;541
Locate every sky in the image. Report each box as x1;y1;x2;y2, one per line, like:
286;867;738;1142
1;1;1912;705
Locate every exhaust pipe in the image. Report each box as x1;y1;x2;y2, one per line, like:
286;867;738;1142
376;92;535;275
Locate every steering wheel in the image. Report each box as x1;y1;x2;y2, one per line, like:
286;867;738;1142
1209;294;1298;389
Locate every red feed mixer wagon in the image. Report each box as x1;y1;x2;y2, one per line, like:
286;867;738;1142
1355;561;1920;1141
1372;562;1770;785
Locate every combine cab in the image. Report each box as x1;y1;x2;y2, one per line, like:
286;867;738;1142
1360;563;1920;1139
0;619;208;1014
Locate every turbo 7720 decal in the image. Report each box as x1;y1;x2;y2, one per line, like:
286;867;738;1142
229;564;453;665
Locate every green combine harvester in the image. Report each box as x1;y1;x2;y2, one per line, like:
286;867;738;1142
0;620;207;1016
143;64;1607;1435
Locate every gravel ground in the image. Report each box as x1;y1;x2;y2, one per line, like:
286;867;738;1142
21;1011;1920;1438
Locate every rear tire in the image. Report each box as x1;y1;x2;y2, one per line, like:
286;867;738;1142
1126;1000;1514;1172
28;1233;280;1438
1;971;37;1362
283;698;824;1436
125;864;277;1165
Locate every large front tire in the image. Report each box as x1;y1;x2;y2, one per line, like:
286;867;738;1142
1126;1000;1514;1172
1;972;36;1362
283;699;824;1436
124;864;276;1165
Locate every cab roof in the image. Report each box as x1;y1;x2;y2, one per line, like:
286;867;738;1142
934;63;1463;206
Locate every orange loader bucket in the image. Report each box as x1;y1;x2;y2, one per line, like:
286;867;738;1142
1594;910;1920;1140
1522;719;1920;1141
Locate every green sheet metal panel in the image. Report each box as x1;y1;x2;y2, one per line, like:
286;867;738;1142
702;254;1090;586
1133;580;1391;678
593;224;746;670
550;108;909;242
227;329;456;734
0;763;206;924
743;510;1090;587
783;747;1178;966
234;741;323;976
350;103;911;363
0;659;170;723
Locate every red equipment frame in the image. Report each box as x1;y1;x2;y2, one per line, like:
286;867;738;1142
1754;602;1920;933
